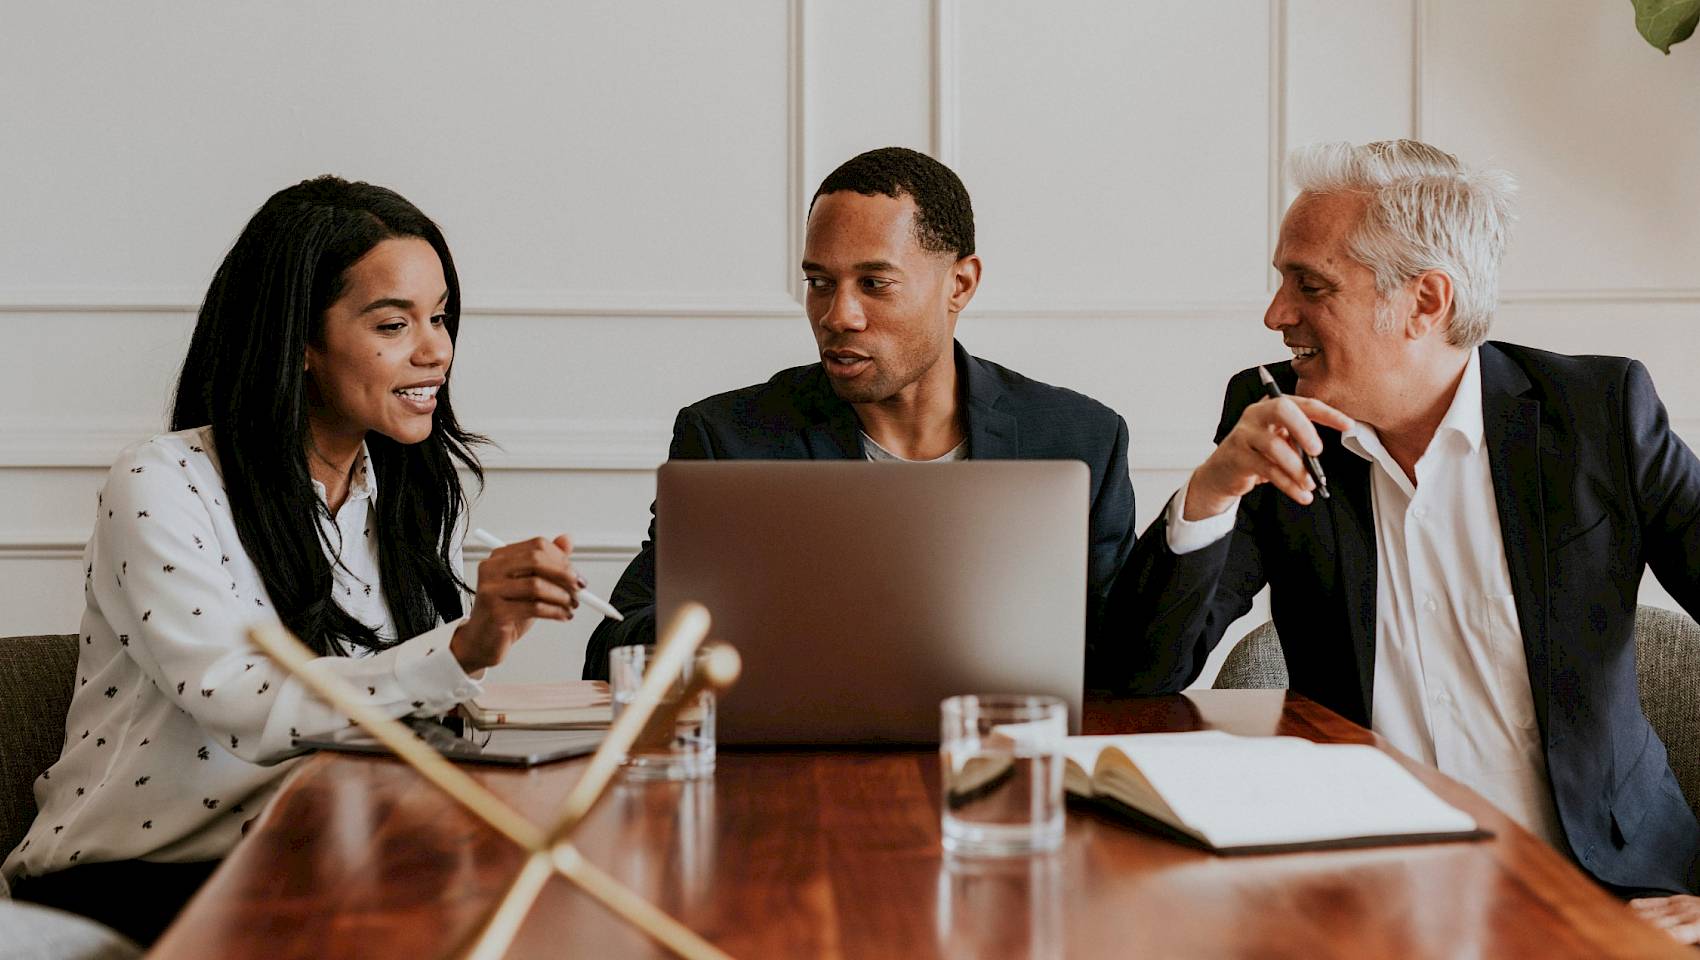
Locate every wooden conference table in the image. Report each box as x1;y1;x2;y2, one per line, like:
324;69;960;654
150;691;1685;959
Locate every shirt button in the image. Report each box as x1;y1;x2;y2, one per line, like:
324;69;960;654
1434;691;1451;705
1424;597;1439;612
1411;506;1428;520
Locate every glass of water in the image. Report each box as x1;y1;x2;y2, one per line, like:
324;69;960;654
609;643;716;781
939;694;1066;857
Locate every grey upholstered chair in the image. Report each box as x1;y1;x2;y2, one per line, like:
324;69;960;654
1633;605;1700;822
1212;620;1288;691
0;634;79;869
1211;605;1700;821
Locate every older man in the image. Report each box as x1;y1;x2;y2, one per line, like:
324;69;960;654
584;147;1136;687
1116;139;1700;937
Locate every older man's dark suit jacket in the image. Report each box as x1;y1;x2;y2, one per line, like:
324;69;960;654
583;341;1137;687
1114;341;1700;893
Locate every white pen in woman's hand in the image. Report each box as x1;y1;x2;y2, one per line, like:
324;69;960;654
470;528;625;622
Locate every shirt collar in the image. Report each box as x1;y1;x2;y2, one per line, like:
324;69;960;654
1434;346;1486;453
859;431;968;462
309;442;377;506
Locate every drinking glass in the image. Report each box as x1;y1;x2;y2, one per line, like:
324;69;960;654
609;643;716;780
939;694;1066;856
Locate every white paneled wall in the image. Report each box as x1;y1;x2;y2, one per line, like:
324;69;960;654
3;1;1696;686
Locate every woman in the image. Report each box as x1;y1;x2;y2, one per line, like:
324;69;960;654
1;177;583;945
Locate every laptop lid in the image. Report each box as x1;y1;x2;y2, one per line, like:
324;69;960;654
657;460;1088;744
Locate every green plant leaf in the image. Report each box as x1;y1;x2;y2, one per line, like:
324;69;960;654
1633;0;1700;53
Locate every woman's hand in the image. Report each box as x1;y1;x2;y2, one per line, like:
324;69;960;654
450;535;583;674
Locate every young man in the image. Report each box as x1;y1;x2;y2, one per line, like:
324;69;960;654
584;147;1136;689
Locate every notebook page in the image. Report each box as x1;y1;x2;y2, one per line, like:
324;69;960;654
1107;732;1477;849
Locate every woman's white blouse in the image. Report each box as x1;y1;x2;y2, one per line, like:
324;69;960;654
2;427;480;887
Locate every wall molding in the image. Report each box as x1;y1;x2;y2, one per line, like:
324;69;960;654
0;417;677;471
0;417;1228;473
4;415;1698;474
1497;288;1700;306
9;287;1697;320
930;0;960;168
474;418;672;471
0;288;805;319
1411;0;1427;141
967;300;1270;321
0;424;160;469
1267;0;1288;294
1411;0;1699;303
786;0;809;308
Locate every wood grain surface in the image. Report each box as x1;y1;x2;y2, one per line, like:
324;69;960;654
149;691;1687;959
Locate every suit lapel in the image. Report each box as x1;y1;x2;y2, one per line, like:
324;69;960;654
1480;344;1550;730
1322;441;1380;721
960;342;1019;458
1273;361;1379;721
799;366;867;460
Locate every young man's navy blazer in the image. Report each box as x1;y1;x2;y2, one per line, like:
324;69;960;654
584;341;1137;689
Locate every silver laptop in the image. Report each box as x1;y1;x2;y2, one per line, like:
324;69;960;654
656;460;1088;744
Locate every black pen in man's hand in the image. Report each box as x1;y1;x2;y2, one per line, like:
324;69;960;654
1257;366;1330;501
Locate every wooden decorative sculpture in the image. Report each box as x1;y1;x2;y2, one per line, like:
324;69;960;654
247;602;741;960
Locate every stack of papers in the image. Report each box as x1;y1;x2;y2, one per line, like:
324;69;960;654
461;681;612;730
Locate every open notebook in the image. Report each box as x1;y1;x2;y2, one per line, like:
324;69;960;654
1063;731;1486;853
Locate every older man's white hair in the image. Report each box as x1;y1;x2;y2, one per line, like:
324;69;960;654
1287;140;1516;349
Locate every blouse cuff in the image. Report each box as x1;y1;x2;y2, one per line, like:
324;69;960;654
391;620;482;715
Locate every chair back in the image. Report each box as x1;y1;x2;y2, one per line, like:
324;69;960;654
1212;620;1288;690
0;634;78;860
1634;605;1700;822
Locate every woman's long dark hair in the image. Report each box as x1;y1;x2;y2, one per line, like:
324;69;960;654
172;176;484;657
